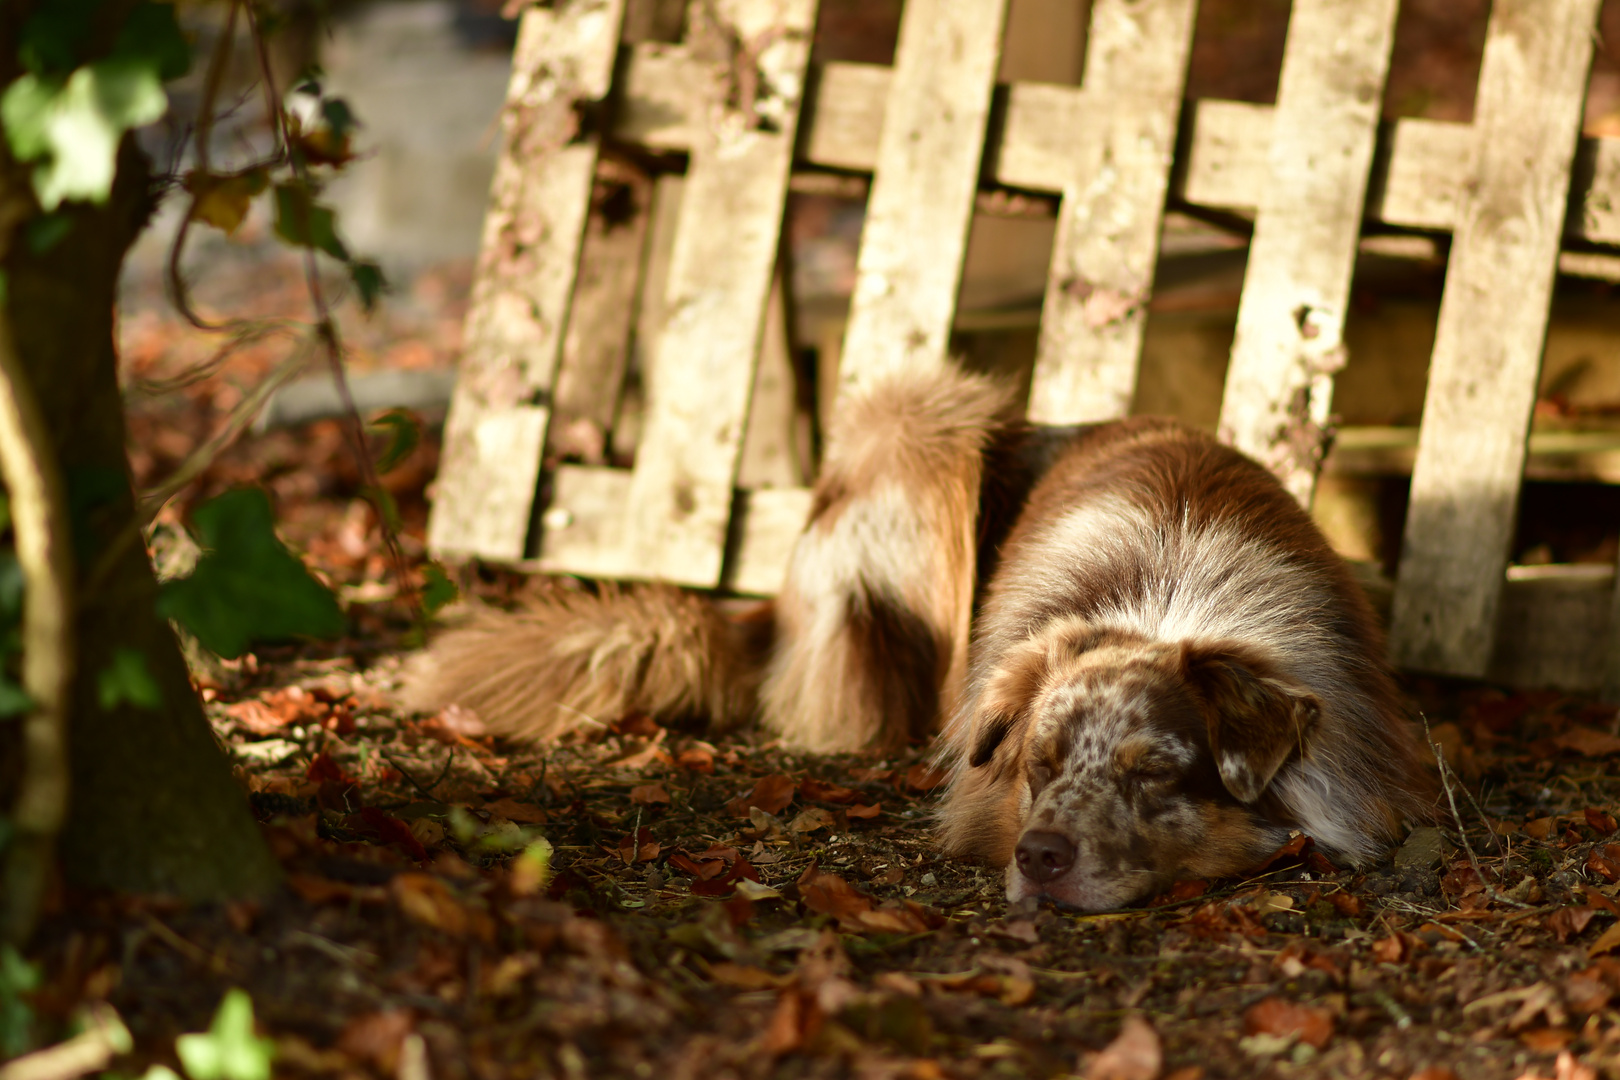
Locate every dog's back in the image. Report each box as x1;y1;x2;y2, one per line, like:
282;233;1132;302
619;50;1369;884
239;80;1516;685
938;419;1433;908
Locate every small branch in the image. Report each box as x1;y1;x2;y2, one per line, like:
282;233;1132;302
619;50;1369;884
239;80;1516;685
244;3;421;624
0;192;77;946
383;747;456;799
166;0;243;331
1422;712;1532;912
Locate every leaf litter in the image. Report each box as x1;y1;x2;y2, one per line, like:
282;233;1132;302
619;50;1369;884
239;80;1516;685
20;260;1620;1079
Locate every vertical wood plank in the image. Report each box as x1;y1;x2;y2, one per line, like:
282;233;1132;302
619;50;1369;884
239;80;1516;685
550;169;653;465
1215;0;1399;504
1025;0;1197;425
737;268;808;488
836;0;1010;393
427;0;626;559
1389;0;1601;676
623;0;819;587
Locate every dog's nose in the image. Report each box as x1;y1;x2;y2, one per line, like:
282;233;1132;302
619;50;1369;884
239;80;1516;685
1015;830;1075;885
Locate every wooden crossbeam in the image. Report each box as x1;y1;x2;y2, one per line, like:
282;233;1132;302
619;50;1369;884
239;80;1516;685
1387;0;1603;677
1216;0;1399;505
613;47;1620;248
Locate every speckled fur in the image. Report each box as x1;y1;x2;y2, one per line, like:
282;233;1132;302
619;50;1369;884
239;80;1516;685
935;419;1434;910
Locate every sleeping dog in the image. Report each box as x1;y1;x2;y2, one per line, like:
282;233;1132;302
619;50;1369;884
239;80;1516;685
407;367;1433;910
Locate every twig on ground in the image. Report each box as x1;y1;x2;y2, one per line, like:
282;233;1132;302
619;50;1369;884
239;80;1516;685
1422;711;1532;911
384;747;456;799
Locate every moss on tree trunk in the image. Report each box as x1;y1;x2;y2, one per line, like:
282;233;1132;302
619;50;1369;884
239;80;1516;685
2;139;281;901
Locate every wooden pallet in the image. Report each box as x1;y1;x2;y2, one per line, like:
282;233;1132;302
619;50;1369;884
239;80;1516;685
429;0;1620;688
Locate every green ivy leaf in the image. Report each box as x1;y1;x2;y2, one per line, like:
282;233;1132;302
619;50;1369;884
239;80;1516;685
0;944;42;1059
17;0;98;77
421;562;457;618
348;259;386;313
2;58;168;209
111;2;192;82
97;646;163;712
272;182;348;261
156;489;345;660
174;989;274;1080
369;409;420;474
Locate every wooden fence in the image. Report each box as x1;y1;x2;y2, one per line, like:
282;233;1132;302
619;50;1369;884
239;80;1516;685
426;0;1620;690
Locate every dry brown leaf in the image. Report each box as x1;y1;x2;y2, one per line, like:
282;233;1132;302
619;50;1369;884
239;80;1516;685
1548;906;1599;944
391;873;488;942
903;764;949;792
483;797;546;824
1525;817;1557;839
708;962;789;990
1512;1050;1598;1080
787;807;837;834
1085;1015;1162;1080
728;774;796;817
1552;729;1620;757
1409;1069;1459;1080
1519;1027;1575;1051
1586;808;1618;835
1242;997;1334;1050
630;783;671;805
1588;921;1620;957
846;803;882;820
336;1009;414;1072
799;777;862;804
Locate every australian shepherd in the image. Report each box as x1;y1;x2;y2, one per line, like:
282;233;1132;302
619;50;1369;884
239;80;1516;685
407;367;1433;910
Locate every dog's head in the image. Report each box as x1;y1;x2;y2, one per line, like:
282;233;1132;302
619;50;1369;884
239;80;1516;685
964;618;1318;910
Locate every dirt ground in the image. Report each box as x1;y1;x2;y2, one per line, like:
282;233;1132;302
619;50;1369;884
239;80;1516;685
0;248;1615;1080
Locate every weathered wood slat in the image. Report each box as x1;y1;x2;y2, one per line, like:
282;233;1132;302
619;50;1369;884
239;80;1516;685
1388;0;1602;677
737;269;808;489
612;46;1620;249
1216;0;1398;504
1025;0;1196;425
428;0;627;559
550;170;652;465
621;0;818;587
535;465;810;595
836;0;1010;392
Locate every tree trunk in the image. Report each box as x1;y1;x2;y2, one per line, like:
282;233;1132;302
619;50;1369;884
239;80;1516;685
2;137;282;901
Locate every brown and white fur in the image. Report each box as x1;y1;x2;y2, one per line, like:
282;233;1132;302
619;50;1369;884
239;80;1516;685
404;366;1015;753
934;418;1434;910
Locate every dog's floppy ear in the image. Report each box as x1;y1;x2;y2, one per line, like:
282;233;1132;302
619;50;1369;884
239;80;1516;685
968;617;1105;767
967;640;1052;767
1183;642;1320;803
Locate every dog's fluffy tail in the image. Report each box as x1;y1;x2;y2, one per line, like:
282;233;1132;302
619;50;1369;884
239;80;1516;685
762;366;1016;754
400;581;766;740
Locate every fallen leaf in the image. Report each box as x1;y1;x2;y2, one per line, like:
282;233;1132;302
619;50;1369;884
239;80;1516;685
1548;907;1599;944
798;867;874;924
391;873;490;942
1525;817;1557;839
1512;1050;1597;1080
1086;1014;1161;1080
1519;1027;1575;1051
1589;921;1620;958
226;699;291;736
423;703;487;744
1328;892;1364;917
1243;997;1334;1050
1587;850;1620;884
336;1009;414;1073
355;807;428;862
903;763;948;792
846;803;882;820
1587;809;1618;835
787;807;837;834
629;783;671;806
1553;729;1620;757
1584;888;1620;916
708;962;788;990
1410;1069;1459;1080
799;777;861;804
727;774;796;817
850;767;895;784
483;798;546;824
